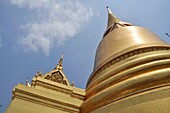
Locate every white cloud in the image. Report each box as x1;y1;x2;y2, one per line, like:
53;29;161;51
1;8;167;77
9;0;93;55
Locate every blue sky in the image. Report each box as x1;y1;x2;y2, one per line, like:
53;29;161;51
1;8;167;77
0;0;170;112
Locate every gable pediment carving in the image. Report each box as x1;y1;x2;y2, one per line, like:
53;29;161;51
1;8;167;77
44;71;68;85
42;69;70;86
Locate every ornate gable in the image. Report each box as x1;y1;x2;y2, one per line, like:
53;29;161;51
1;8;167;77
42;53;70;86
42;70;69;86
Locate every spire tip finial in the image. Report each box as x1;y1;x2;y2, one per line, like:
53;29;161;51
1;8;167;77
54;52;64;70
58;52;64;66
106;6;113;15
62;52;64;59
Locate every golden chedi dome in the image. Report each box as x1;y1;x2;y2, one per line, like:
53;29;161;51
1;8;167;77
81;7;170;113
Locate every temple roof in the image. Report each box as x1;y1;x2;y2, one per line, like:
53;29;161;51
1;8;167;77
42;53;70;86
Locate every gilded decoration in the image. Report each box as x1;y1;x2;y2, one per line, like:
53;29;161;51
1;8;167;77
42;53;70;86
44;71;68;85
88;47;170;85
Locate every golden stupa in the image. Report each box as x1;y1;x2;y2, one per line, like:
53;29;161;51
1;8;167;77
6;7;170;113
81;7;170;113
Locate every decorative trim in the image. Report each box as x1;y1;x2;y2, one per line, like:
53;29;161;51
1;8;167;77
42;69;70;86
14;88;80;112
44;71;68;85
88;47;170;84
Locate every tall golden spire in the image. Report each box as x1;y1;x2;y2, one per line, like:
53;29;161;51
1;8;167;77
106;6;132;29
107;6;121;28
103;7;132;38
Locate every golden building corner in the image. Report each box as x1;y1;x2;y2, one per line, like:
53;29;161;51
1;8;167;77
6;7;170;113
6;54;85;113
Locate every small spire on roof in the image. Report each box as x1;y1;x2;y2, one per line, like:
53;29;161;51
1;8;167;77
58;52;64;66
26;80;31;87
35;68;42;78
55;52;64;70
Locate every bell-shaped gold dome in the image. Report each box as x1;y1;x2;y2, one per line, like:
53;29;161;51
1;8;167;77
81;7;170;113
88;7;169;87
